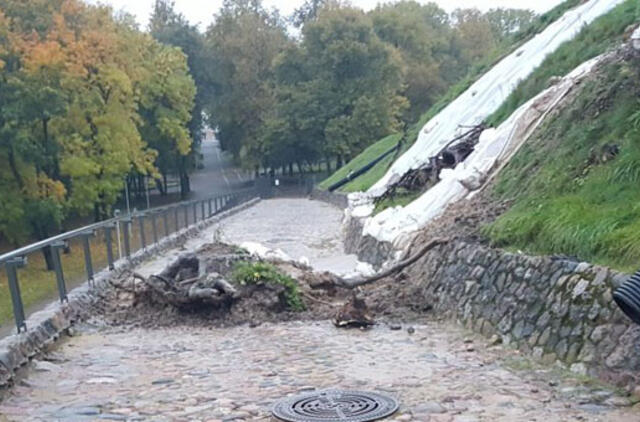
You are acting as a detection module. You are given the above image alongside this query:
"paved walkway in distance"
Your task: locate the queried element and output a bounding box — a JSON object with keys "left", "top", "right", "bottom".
{"left": 0, "top": 199, "right": 638, "bottom": 421}
{"left": 219, "top": 198, "right": 359, "bottom": 275}
{"left": 189, "top": 135, "right": 250, "bottom": 200}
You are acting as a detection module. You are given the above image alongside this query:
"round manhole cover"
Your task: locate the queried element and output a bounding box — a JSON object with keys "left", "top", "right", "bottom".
{"left": 272, "top": 389, "right": 399, "bottom": 422}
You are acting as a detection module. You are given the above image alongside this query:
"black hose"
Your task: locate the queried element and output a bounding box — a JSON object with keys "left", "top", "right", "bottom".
{"left": 327, "top": 142, "right": 401, "bottom": 192}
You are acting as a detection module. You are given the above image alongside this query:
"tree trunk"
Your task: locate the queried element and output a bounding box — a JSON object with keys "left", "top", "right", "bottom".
{"left": 41, "top": 245, "right": 55, "bottom": 271}
{"left": 156, "top": 178, "right": 166, "bottom": 196}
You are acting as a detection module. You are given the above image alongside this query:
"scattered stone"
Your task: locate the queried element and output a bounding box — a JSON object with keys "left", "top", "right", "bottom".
{"left": 414, "top": 402, "right": 447, "bottom": 414}
{"left": 33, "top": 360, "right": 61, "bottom": 372}
{"left": 488, "top": 335, "right": 502, "bottom": 346}
{"left": 87, "top": 377, "right": 117, "bottom": 384}
{"left": 407, "top": 326, "right": 415, "bottom": 334}
{"left": 151, "top": 378, "right": 175, "bottom": 385}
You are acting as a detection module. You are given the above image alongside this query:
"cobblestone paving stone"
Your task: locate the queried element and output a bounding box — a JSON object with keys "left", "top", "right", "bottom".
{"left": 1, "top": 320, "right": 637, "bottom": 421}
{"left": 219, "top": 199, "right": 359, "bottom": 274}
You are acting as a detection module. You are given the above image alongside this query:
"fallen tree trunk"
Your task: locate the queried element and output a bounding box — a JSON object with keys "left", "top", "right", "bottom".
{"left": 335, "top": 237, "right": 449, "bottom": 288}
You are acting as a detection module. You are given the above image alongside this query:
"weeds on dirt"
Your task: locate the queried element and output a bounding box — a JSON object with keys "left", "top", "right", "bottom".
{"left": 231, "top": 261, "right": 306, "bottom": 311}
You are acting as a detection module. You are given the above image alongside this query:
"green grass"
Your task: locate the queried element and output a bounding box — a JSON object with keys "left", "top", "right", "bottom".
{"left": 231, "top": 261, "right": 305, "bottom": 311}
{"left": 373, "top": 191, "right": 422, "bottom": 215}
{"left": 0, "top": 233, "right": 110, "bottom": 329}
{"left": 484, "top": 57, "right": 640, "bottom": 272}
{"left": 487, "top": 0, "right": 638, "bottom": 127}
{"left": 0, "top": 211, "right": 183, "bottom": 329}
{"left": 318, "top": 0, "right": 590, "bottom": 194}
{"left": 318, "top": 133, "right": 402, "bottom": 192}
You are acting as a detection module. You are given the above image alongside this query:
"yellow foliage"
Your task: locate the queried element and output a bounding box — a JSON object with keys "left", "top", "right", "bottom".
{"left": 34, "top": 174, "right": 66, "bottom": 202}
{"left": 23, "top": 40, "right": 66, "bottom": 71}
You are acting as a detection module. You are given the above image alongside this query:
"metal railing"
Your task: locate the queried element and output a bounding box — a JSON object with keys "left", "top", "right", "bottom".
{"left": 0, "top": 186, "right": 260, "bottom": 334}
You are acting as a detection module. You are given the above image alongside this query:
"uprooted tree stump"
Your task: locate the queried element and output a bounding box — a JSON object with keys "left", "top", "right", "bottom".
{"left": 145, "top": 253, "right": 241, "bottom": 309}
{"left": 114, "top": 251, "right": 302, "bottom": 320}
{"left": 104, "top": 237, "right": 449, "bottom": 328}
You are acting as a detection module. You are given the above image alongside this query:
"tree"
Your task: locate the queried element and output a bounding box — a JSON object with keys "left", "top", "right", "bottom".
{"left": 0, "top": 0, "right": 195, "bottom": 262}
{"left": 485, "top": 8, "right": 535, "bottom": 42}
{"left": 268, "top": 5, "right": 407, "bottom": 169}
{"left": 450, "top": 9, "right": 497, "bottom": 71}
{"left": 370, "top": 1, "right": 451, "bottom": 121}
{"left": 149, "top": 0, "right": 205, "bottom": 197}
{"left": 204, "top": 0, "right": 289, "bottom": 169}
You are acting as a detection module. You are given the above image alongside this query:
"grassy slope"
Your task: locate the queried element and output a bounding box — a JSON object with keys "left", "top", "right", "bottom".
{"left": 487, "top": 0, "right": 637, "bottom": 126}
{"left": 485, "top": 55, "right": 640, "bottom": 272}
{"left": 318, "top": 0, "right": 587, "bottom": 194}
{"left": 317, "top": 133, "right": 402, "bottom": 192}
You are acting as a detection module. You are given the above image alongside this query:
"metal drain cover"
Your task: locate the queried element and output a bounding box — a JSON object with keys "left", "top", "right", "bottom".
{"left": 272, "top": 389, "right": 399, "bottom": 422}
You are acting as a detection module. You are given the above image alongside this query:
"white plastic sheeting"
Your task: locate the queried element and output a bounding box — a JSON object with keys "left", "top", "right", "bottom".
{"left": 368, "top": 0, "right": 624, "bottom": 196}
{"left": 633, "top": 26, "right": 640, "bottom": 50}
{"left": 362, "top": 55, "right": 605, "bottom": 244}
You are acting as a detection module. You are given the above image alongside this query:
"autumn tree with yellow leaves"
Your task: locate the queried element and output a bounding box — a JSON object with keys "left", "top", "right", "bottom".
{"left": 0, "top": 0, "right": 195, "bottom": 263}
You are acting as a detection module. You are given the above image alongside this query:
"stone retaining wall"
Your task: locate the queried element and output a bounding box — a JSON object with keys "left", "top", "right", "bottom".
{"left": 0, "top": 198, "right": 260, "bottom": 388}
{"left": 309, "top": 188, "right": 349, "bottom": 210}
{"left": 406, "top": 239, "right": 640, "bottom": 388}
{"left": 343, "top": 213, "right": 394, "bottom": 268}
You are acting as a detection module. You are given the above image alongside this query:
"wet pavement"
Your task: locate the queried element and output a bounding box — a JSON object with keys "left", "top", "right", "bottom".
{"left": 219, "top": 199, "right": 359, "bottom": 275}
{"left": 189, "top": 135, "right": 250, "bottom": 200}
{"left": 1, "top": 199, "right": 638, "bottom": 421}
{"left": 1, "top": 320, "right": 638, "bottom": 421}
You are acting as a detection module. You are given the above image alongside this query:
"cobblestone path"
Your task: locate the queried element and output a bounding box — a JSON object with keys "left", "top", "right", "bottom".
{"left": 219, "top": 199, "right": 359, "bottom": 274}
{"left": 1, "top": 321, "right": 637, "bottom": 421}
{"left": 0, "top": 199, "right": 638, "bottom": 421}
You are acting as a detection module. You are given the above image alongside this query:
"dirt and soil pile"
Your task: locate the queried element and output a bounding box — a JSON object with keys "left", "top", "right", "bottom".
{"left": 88, "top": 241, "right": 435, "bottom": 330}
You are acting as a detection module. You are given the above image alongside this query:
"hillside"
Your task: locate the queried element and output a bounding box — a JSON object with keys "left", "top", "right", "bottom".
{"left": 485, "top": 48, "right": 640, "bottom": 271}
{"left": 320, "top": 0, "right": 632, "bottom": 197}
{"left": 322, "top": 0, "right": 640, "bottom": 274}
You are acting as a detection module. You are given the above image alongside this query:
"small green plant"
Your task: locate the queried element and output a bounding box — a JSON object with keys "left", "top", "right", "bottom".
{"left": 231, "top": 261, "right": 305, "bottom": 311}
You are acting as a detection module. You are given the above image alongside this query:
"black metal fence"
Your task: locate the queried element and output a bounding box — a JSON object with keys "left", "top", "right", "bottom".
{"left": 0, "top": 186, "right": 260, "bottom": 334}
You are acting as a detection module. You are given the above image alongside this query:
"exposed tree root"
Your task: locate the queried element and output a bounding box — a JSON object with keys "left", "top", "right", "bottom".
{"left": 335, "top": 237, "right": 449, "bottom": 288}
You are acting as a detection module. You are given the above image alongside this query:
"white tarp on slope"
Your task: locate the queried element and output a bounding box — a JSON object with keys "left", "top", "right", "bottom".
{"left": 368, "top": 0, "right": 624, "bottom": 196}
{"left": 363, "top": 55, "right": 605, "bottom": 244}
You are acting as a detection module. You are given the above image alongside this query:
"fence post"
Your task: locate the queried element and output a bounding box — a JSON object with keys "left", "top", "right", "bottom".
{"left": 208, "top": 199, "right": 212, "bottom": 217}
{"left": 163, "top": 209, "right": 169, "bottom": 237}
{"left": 151, "top": 212, "right": 158, "bottom": 244}
{"left": 184, "top": 204, "right": 189, "bottom": 228}
{"left": 175, "top": 206, "right": 180, "bottom": 232}
{"left": 201, "top": 201, "right": 206, "bottom": 221}
{"left": 138, "top": 214, "right": 146, "bottom": 250}
{"left": 123, "top": 218, "right": 131, "bottom": 259}
{"left": 192, "top": 201, "right": 197, "bottom": 223}
{"left": 80, "top": 231, "right": 95, "bottom": 284}
{"left": 5, "top": 257, "right": 27, "bottom": 333}
{"left": 104, "top": 225, "right": 115, "bottom": 270}
{"left": 51, "top": 241, "right": 68, "bottom": 303}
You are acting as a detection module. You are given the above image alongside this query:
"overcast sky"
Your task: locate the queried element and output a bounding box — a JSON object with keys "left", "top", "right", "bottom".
{"left": 89, "top": 0, "right": 564, "bottom": 30}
